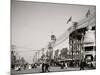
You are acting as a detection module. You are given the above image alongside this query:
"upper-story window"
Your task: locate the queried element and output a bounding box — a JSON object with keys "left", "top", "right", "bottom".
{"left": 85, "top": 46, "right": 94, "bottom": 51}
{"left": 92, "top": 26, "right": 95, "bottom": 30}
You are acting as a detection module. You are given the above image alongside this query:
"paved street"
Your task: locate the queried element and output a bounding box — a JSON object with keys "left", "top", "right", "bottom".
{"left": 11, "top": 66, "right": 91, "bottom": 75}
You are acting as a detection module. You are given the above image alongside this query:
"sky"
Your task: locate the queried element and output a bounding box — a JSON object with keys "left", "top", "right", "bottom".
{"left": 11, "top": 0, "right": 95, "bottom": 63}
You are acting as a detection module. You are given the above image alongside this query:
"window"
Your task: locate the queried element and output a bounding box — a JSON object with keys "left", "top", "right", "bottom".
{"left": 85, "top": 46, "right": 93, "bottom": 51}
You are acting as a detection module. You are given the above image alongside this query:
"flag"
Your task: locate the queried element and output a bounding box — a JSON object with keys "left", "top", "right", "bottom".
{"left": 85, "top": 9, "right": 90, "bottom": 18}
{"left": 67, "top": 16, "right": 72, "bottom": 24}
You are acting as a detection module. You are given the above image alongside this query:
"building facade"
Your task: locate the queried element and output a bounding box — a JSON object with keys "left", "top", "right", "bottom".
{"left": 69, "top": 11, "right": 96, "bottom": 67}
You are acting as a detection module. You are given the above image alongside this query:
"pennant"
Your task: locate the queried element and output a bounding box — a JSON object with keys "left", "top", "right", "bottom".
{"left": 67, "top": 16, "right": 72, "bottom": 24}
{"left": 86, "top": 9, "right": 90, "bottom": 18}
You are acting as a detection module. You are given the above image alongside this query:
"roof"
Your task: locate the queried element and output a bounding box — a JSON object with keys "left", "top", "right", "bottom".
{"left": 68, "top": 12, "right": 96, "bottom": 35}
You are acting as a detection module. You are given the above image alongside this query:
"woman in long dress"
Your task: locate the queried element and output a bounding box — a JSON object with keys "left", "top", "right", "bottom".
{"left": 65, "top": 63, "right": 68, "bottom": 69}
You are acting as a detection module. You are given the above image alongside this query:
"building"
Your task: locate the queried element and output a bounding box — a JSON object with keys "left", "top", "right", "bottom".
{"left": 68, "top": 11, "right": 96, "bottom": 67}
{"left": 83, "top": 26, "right": 96, "bottom": 67}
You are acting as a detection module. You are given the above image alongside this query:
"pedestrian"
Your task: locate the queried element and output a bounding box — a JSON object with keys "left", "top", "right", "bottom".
{"left": 63, "top": 62, "right": 65, "bottom": 68}
{"left": 65, "top": 62, "right": 68, "bottom": 69}
{"left": 45, "top": 62, "right": 50, "bottom": 72}
{"left": 80, "top": 60, "right": 84, "bottom": 70}
{"left": 42, "top": 63, "right": 45, "bottom": 72}
{"left": 16, "top": 65, "right": 21, "bottom": 71}
{"left": 29, "top": 64, "right": 31, "bottom": 69}
{"left": 24, "top": 64, "right": 26, "bottom": 70}
{"left": 61, "top": 62, "right": 64, "bottom": 69}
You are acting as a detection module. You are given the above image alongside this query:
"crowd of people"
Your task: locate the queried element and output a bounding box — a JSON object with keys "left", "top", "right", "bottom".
{"left": 12, "top": 60, "right": 68, "bottom": 72}
{"left": 12, "top": 58, "right": 95, "bottom": 73}
{"left": 41, "top": 60, "right": 68, "bottom": 72}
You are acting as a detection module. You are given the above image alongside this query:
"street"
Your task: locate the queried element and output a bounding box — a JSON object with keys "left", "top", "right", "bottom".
{"left": 11, "top": 66, "right": 91, "bottom": 74}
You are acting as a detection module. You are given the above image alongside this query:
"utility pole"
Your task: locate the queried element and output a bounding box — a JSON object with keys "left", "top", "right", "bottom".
{"left": 35, "top": 52, "right": 37, "bottom": 63}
